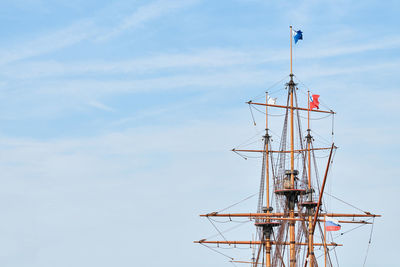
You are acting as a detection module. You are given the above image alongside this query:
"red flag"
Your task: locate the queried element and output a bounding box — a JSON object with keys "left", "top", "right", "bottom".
{"left": 310, "top": 94, "right": 320, "bottom": 110}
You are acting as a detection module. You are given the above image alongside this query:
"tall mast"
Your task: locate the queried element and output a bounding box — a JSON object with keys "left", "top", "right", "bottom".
{"left": 324, "top": 216, "right": 327, "bottom": 267}
{"left": 265, "top": 92, "right": 271, "bottom": 267}
{"left": 288, "top": 75, "right": 296, "bottom": 267}
{"left": 306, "top": 91, "right": 315, "bottom": 266}
{"left": 307, "top": 91, "right": 311, "bottom": 187}
{"left": 266, "top": 92, "right": 270, "bottom": 210}
{"left": 289, "top": 25, "right": 296, "bottom": 267}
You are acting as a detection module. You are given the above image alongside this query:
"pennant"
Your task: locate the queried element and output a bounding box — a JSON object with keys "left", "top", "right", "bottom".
{"left": 310, "top": 94, "right": 320, "bottom": 110}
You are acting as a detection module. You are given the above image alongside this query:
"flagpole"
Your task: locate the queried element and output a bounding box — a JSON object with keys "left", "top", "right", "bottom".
{"left": 290, "top": 26, "right": 293, "bottom": 74}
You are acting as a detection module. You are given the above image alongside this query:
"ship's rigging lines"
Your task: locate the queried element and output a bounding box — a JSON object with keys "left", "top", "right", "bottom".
{"left": 195, "top": 72, "right": 380, "bottom": 266}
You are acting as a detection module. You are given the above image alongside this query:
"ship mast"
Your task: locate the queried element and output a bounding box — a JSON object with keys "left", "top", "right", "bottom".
{"left": 306, "top": 90, "right": 315, "bottom": 266}
{"left": 289, "top": 25, "right": 296, "bottom": 267}
{"left": 265, "top": 92, "right": 272, "bottom": 267}
{"left": 195, "top": 26, "right": 381, "bottom": 267}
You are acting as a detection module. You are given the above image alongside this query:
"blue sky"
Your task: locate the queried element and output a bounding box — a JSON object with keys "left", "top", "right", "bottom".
{"left": 0, "top": 0, "right": 398, "bottom": 266}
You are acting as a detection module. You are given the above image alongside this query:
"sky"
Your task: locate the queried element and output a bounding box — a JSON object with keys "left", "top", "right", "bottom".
{"left": 0, "top": 0, "right": 398, "bottom": 266}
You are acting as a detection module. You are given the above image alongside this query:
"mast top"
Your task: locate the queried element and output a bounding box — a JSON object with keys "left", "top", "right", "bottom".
{"left": 286, "top": 74, "right": 296, "bottom": 88}
{"left": 290, "top": 26, "right": 293, "bottom": 75}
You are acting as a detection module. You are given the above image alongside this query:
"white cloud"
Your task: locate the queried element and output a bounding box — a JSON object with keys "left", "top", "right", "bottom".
{"left": 0, "top": 20, "right": 96, "bottom": 66}
{"left": 2, "top": 35, "right": 399, "bottom": 80}
{"left": 97, "top": 0, "right": 200, "bottom": 41}
{"left": 87, "top": 100, "right": 115, "bottom": 112}
{"left": 0, "top": 0, "right": 200, "bottom": 66}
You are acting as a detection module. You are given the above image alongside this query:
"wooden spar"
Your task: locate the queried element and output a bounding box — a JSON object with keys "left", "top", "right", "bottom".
{"left": 307, "top": 91, "right": 310, "bottom": 131}
{"left": 323, "top": 213, "right": 381, "bottom": 217}
{"left": 254, "top": 242, "right": 262, "bottom": 267}
{"left": 265, "top": 92, "right": 270, "bottom": 210}
{"left": 266, "top": 238, "right": 271, "bottom": 267}
{"left": 307, "top": 91, "right": 311, "bottom": 187}
{"left": 311, "top": 143, "right": 335, "bottom": 234}
{"left": 200, "top": 212, "right": 381, "bottom": 218}
{"left": 204, "top": 216, "right": 371, "bottom": 224}
{"left": 289, "top": 76, "right": 296, "bottom": 267}
{"left": 306, "top": 90, "right": 314, "bottom": 267}
{"left": 290, "top": 26, "right": 293, "bottom": 75}
{"left": 194, "top": 240, "right": 342, "bottom": 246}
{"left": 265, "top": 92, "right": 271, "bottom": 267}
{"left": 231, "top": 260, "right": 266, "bottom": 266}
{"left": 247, "top": 102, "right": 335, "bottom": 114}
{"left": 232, "top": 147, "right": 332, "bottom": 153}
{"left": 324, "top": 216, "right": 327, "bottom": 267}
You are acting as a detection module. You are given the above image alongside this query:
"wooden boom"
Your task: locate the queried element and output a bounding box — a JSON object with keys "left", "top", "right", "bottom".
{"left": 194, "top": 240, "right": 342, "bottom": 246}
{"left": 232, "top": 147, "right": 334, "bottom": 153}
{"left": 247, "top": 101, "right": 335, "bottom": 114}
{"left": 200, "top": 212, "right": 381, "bottom": 218}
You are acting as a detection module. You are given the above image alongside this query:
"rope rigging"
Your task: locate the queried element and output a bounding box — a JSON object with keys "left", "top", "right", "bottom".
{"left": 205, "top": 220, "right": 252, "bottom": 240}
{"left": 233, "top": 150, "right": 249, "bottom": 160}
{"left": 197, "top": 71, "right": 377, "bottom": 267}
{"left": 333, "top": 218, "right": 373, "bottom": 238}
{"left": 251, "top": 104, "right": 286, "bottom": 117}
{"left": 362, "top": 217, "right": 375, "bottom": 267}
{"left": 299, "top": 113, "right": 332, "bottom": 120}
{"left": 209, "top": 217, "right": 252, "bottom": 224}
{"left": 200, "top": 243, "right": 234, "bottom": 260}
{"left": 249, "top": 103, "right": 257, "bottom": 126}
{"left": 249, "top": 75, "right": 289, "bottom": 102}
{"left": 218, "top": 193, "right": 258, "bottom": 213}
{"left": 234, "top": 130, "right": 264, "bottom": 149}
{"left": 293, "top": 75, "right": 334, "bottom": 112}
{"left": 208, "top": 217, "right": 228, "bottom": 242}
{"left": 324, "top": 192, "right": 368, "bottom": 214}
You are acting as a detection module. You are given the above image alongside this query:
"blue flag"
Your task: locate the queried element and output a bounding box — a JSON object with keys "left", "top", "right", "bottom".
{"left": 293, "top": 30, "right": 303, "bottom": 44}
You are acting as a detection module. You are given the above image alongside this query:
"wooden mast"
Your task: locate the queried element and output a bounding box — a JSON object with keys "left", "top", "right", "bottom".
{"left": 307, "top": 91, "right": 311, "bottom": 187}
{"left": 307, "top": 90, "right": 315, "bottom": 266}
{"left": 265, "top": 93, "right": 271, "bottom": 267}
{"left": 289, "top": 25, "right": 296, "bottom": 267}
{"left": 266, "top": 92, "right": 270, "bottom": 210}
{"left": 324, "top": 216, "right": 327, "bottom": 267}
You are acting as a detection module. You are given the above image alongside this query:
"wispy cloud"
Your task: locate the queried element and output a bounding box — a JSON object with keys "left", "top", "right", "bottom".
{"left": 2, "top": 35, "right": 400, "bottom": 80}
{"left": 87, "top": 100, "right": 115, "bottom": 112}
{"left": 298, "top": 61, "right": 400, "bottom": 79}
{"left": 32, "top": 69, "right": 274, "bottom": 96}
{"left": 0, "top": 0, "right": 200, "bottom": 66}
{"left": 0, "top": 49, "right": 251, "bottom": 79}
{"left": 0, "top": 20, "right": 96, "bottom": 66}
{"left": 97, "top": 0, "right": 200, "bottom": 41}
{"left": 299, "top": 36, "right": 400, "bottom": 60}
{"left": 4, "top": 60, "right": 394, "bottom": 103}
